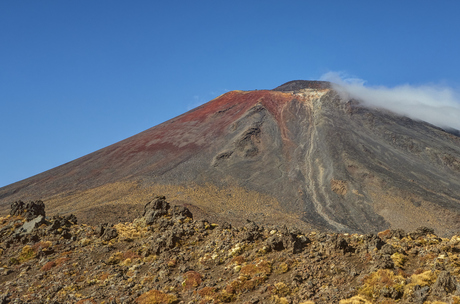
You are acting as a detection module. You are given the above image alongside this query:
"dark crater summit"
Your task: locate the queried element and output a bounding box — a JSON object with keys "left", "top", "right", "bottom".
{"left": 273, "top": 80, "right": 331, "bottom": 91}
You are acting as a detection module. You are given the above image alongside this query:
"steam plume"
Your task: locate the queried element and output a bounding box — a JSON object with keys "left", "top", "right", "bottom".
{"left": 321, "top": 72, "right": 460, "bottom": 131}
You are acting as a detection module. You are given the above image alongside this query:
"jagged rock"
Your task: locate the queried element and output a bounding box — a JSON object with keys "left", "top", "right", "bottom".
{"left": 101, "top": 227, "right": 118, "bottom": 241}
{"left": 143, "top": 196, "right": 169, "bottom": 215}
{"left": 432, "top": 271, "right": 457, "bottom": 296}
{"left": 143, "top": 196, "right": 170, "bottom": 225}
{"left": 380, "top": 244, "right": 396, "bottom": 255}
{"left": 365, "top": 234, "right": 385, "bottom": 250}
{"left": 10, "top": 201, "right": 25, "bottom": 216}
{"left": 240, "top": 220, "right": 262, "bottom": 242}
{"left": 96, "top": 223, "right": 108, "bottom": 237}
{"left": 380, "top": 285, "right": 403, "bottom": 299}
{"left": 10, "top": 200, "right": 46, "bottom": 221}
{"left": 172, "top": 205, "right": 193, "bottom": 220}
{"left": 390, "top": 229, "right": 406, "bottom": 239}
{"left": 409, "top": 227, "right": 436, "bottom": 239}
{"left": 48, "top": 220, "right": 61, "bottom": 232}
{"left": 24, "top": 201, "right": 46, "bottom": 221}
{"left": 265, "top": 226, "right": 309, "bottom": 253}
{"left": 375, "top": 254, "right": 395, "bottom": 269}
{"left": 66, "top": 214, "right": 78, "bottom": 225}
{"left": 48, "top": 214, "right": 77, "bottom": 232}
{"left": 335, "top": 236, "right": 349, "bottom": 253}
{"left": 413, "top": 285, "right": 430, "bottom": 303}
{"left": 266, "top": 235, "right": 284, "bottom": 251}
{"left": 56, "top": 215, "right": 76, "bottom": 227}
{"left": 292, "top": 234, "right": 310, "bottom": 254}
{"left": 2, "top": 196, "right": 460, "bottom": 304}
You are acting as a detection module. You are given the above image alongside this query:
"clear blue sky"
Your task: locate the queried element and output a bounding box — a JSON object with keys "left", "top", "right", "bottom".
{"left": 1, "top": 1, "right": 460, "bottom": 187}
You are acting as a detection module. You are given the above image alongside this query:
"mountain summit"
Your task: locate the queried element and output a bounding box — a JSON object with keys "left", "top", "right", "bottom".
{"left": 1, "top": 81, "right": 460, "bottom": 235}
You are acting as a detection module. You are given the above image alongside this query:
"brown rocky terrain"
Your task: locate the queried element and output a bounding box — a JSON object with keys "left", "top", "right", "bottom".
{"left": 2, "top": 199, "right": 460, "bottom": 303}
{"left": 1, "top": 80, "right": 460, "bottom": 236}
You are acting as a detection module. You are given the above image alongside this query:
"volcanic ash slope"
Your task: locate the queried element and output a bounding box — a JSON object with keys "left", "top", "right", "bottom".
{"left": 1, "top": 81, "right": 460, "bottom": 235}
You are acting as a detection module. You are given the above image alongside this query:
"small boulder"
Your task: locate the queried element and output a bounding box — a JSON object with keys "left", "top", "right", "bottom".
{"left": 172, "top": 205, "right": 193, "bottom": 221}
{"left": 48, "top": 220, "right": 61, "bottom": 232}
{"left": 365, "top": 234, "right": 385, "bottom": 250}
{"left": 266, "top": 235, "right": 284, "bottom": 251}
{"left": 390, "top": 229, "right": 406, "bottom": 239}
{"left": 144, "top": 196, "right": 170, "bottom": 225}
{"left": 335, "top": 237, "right": 349, "bottom": 253}
{"left": 240, "top": 220, "right": 262, "bottom": 242}
{"left": 265, "top": 226, "right": 310, "bottom": 253}
{"left": 413, "top": 285, "right": 430, "bottom": 303}
{"left": 380, "top": 244, "right": 396, "bottom": 255}
{"left": 375, "top": 254, "right": 395, "bottom": 269}
{"left": 432, "top": 271, "right": 457, "bottom": 296}
{"left": 409, "top": 227, "right": 435, "bottom": 239}
{"left": 17, "top": 215, "right": 46, "bottom": 235}
{"left": 10, "top": 201, "right": 25, "bottom": 216}
{"left": 65, "top": 214, "right": 78, "bottom": 225}
{"left": 24, "top": 200, "right": 46, "bottom": 221}
{"left": 10, "top": 200, "right": 46, "bottom": 220}
{"left": 96, "top": 223, "right": 108, "bottom": 237}
{"left": 101, "top": 227, "right": 118, "bottom": 241}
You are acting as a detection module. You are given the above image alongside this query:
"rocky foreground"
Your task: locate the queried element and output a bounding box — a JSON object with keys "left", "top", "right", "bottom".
{"left": 1, "top": 199, "right": 460, "bottom": 304}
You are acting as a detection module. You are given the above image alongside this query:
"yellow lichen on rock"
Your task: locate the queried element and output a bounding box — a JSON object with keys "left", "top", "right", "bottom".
{"left": 339, "top": 295, "right": 372, "bottom": 304}
{"left": 135, "top": 289, "right": 178, "bottom": 304}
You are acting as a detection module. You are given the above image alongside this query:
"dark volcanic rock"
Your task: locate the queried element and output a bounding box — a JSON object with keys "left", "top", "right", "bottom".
{"left": 96, "top": 223, "right": 108, "bottom": 237}
{"left": 413, "top": 285, "right": 430, "bottom": 303}
{"left": 143, "top": 196, "right": 192, "bottom": 227}
{"left": 101, "top": 227, "right": 118, "bottom": 241}
{"left": 25, "top": 200, "right": 46, "bottom": 221}
{"left": 240, "top": 220, "right": 262, "bottom": 242}
{"left": 144, "top": 196, "right": 170, "bottom": 225}
{"left": 10, "top": 200, "right": 45, "bottom": 221}
{"left": 1, "top": 199, "right": 460, "bottom": 304}
{"left": 172, "top": 205, "right": 193, "bottom": 221}
{"left": 273, "top": 80, "right": 331, "bottom": 91}
{"left": 375, "top": 254, "right": 395, "bottom": 269}
{"left": 10, "top": 201, "right": 25, "bottom": 216}
{"left": 266, "top": 235, "right": 284, "bottom": 251}
{"left": 265, "top": 225, "right": 310, "bottom": 254}
{"left": 409, "top": 227, "right": 436, "bottom": 239}
{"left": 380, "top": 244, "right": 396, "bottom": 255}
{"left": 432, "top": 271, "right": 457, "bottom": 296}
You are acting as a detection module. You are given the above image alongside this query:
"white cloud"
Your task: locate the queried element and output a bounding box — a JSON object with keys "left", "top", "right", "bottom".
{"left": 320, "top": 72, "right": 460, "bottom": 131}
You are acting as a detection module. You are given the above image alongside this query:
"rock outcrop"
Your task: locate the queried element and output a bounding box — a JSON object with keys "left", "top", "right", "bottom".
{"left": 2, "top": 199, "right": 460, "bottom": 303}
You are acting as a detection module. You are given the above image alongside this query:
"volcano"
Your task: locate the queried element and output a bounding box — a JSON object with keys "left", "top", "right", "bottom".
{"left": 1, "top": 80, "right": 460, "bottom": 235}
